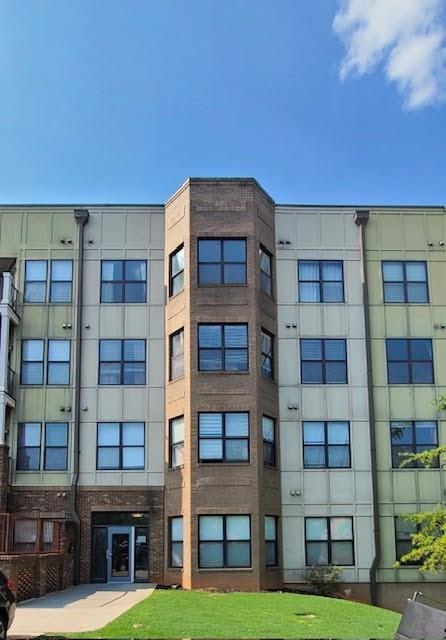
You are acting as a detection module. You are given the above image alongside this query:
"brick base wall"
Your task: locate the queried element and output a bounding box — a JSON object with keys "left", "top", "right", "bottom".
{"left": 0, "top": 444, "right": 9, "bottom": 512}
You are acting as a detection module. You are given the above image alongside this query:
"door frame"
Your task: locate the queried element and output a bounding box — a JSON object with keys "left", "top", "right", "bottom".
{"left": 107, "top": 526, "right": 135, "bottom": 583}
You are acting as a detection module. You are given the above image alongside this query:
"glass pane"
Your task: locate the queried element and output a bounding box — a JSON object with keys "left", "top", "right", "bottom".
{"left": 125, "top": 282, "right": 146, "bottom": 302}
{"left": 100, "top": 340, "right": 121, "bottom": 361}
{"left": 406, "top": 262, "right": 426, "bottom": 282}
{"left": 50, "top": 282, "right": 72, "bottom": 302}
{"left": 415, "top": 422, "right": 437, "bottom": 445}
{"left": 328, "top": 422, "right": 349, "bottom": 444}
{"left": 260, "top": 271, "right": 272, "bottom": 295}
{"left": 304, "top": 446, "right": 326, "bottom": 467}
{"left": 172, "top": 272, "right": 184, "bottom": 296}
{"left": 199, "top": 264, "right": 221, "bottom": 284}
{"left": 17, "top": 448, "right": 40, "bottom": 470}
{"left": 171, "top": 417, "right": 184, "bottom": 444}
{"left": 306, "top": 541, "right": 328, "bottom": 565}
{"left": 407, "top": 283, "right": 428, "bottom": 303}
{"left": 45, "top": 447, "right": 67, "bottom": 470}
{"left": 199, "top": 240, "right": 221, "bottom": 262}
{"left": 172, "top": 444, "right": 184, "bottom": 467}
{"left": 47, "top": 363, "right": 69, "bottom": 385}
{"left": 411, "top": 339, "right": 432, "bottom": 361}
{"left": 199, "top": 349, "right": 223, "bottom": 371}
{"left": 200, "top": 516, "right": 223, "bottom": 541}
{"left": 227, "top": 541, "right": 250, "bottom": 567}
{"left": 199, "top": 439, "right": 223, "bottom": 460}
{"left": 225, "top": 413, "right": 248, "bottom": 437}
{"left": 51, "top": 260, "right": 72, "bottom": 281}
{"left": 98, "top": 423, "right": 120, "bottom": 446}
{"left": 299, "top": 282, "right": 319, "bottom": 302}
{"left": 396, "top": 517, "right": 417, "bottom": 537}
{"left": 383, "top": 262, "right": 403, "bottom": 281}
{"left": 390, "top": 423, "right": 413, "bottom": 444}
{"left": 171, "top": 248, "right": 184, "bottom": 276}
{"left": 260, "top": 250, "right": 271, "bottom": 275}
{"left": 331, "top": 541, "right": 354, "bottom": 565}
{"left": 99, "top": 362, "right": 121, "bottom": 384}
{"left": 225, "top": 349, "right": 248, "bottom": 371}
{"left": 299, "top": 261, "right": 319, "bottom": 281}
{"left": 325, "top": 340, "right": 346, "bottom": 360}
{"left": 262, "top": 416, "right": 274, "bottom": 442}
{"left": 171, "top": 331, "right": 184, "bottom": 356}
{"left": 45, "top": 423, "right": 68, "bottom": 446}
{"left": 224, "top": 325, "right": 248, "bottom": 348}
{"left": 171, "top": 542, "right": 183, "bottom": 567}
{"left": 101, "top": 282, "right": 123, "bottom": 302}
{"left": 21, "top": 362, "right": 44, "bottom": 384}
{"left": 124, "top": 340, "right": 145, "bottom": 361}
{"left": 265, "top": 516, "right": 276, "bottom": 541}
{"left": 384, "top": 282, "right": 405, "bottom": 302}
{"left": 125, "top": 260, "right": 146, "bottom": 281}
{"left": 23, "top": 340, "right": 44, "bottom": 361}
{"left": 19, "top": 423, "right": 41, "bottom": 446}
{"left": 199, "top": 414, "right": 223, "bottom": 437}
{"left": 97, "top": 447, "right": 120, "bottom": 469}
{"left": 48, "top": 340, "right": 70, "bottom": 361}
{"left": 111, "top": 533, "right": 129, "bottom": 577}
{"left": 123, "top": 362, "right": 146, "bottom": 384}
{"left": 200, "top": 542, "right": 223, "bottom": 567}
{"left": 122, "top": 447, "right": 144, "bottom": 469}
{"left": 226, "top": 515, "right": 250, "bottom": 540}
{"left": 387, "top": 340, "right": 408, "bottom": 361}
{"left": 102, "top": 261, "right": 122, "bottom": 281}
{"left": 412, "top": 362, "right": 433, "bottom": 384}
{"left": 388, "top": 362, "right": 410, "bottom": 383}
{"left": 261, "top": 332, "right": 272, "bottom": 355}
{"left": 224, "top": 264, "right": 246, "bottom": 283}
{"left": 306, "top": 518, "right": 328, "bottom": 540}
{"left": 322, "top": 261, "right": 342, "bottom": 281}
{"left": 325, "top": 362, "right": 347, "bottom": 383}
{"left": 135, "top": 526, "right": 149, "bottom": 580}
{"left": 301, "top": 340, "right": 322, "bottom": 360}
{"left": 322, "top": 282, "right": 343, "bottom": 302}
{"left": 331, "top": 517, "right": 352, "bottom": 540}
{"left": 199, "top": 325, "right": 222, "bottom": 348}
{"left": 303, "top": 422, "right": 325, "bottom": 444}
{"left": 223, "top": 240, "right": 246, "bottom": 262}
{"left": 122, "top": 423, "right": 144, "bottom": 445}
{"left": 301, "top": 362, "right": 323, "bottom": 383}
{"left": 266, "top": 540, "right": 277, "bottom": 566}
{"left": 26, "top": 260, "right": 47, "bottom": 281}
{"left": 24, "top": 282, "right": 46, "bottom": 302}
{"left": 171, "top": 517, "right": 183, "bottom": 542}
{"left": 225, "top": 439, "right": 248, "bottom": 461}
{"left": 392, "top": 446, "right": 414, "bottom": 468}
{"left": 328, "top": 446, "right": 350, "bottom": 467}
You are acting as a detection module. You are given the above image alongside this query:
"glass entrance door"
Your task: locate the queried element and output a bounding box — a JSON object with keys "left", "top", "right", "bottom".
{"left": 107, "top": 526, "right": 133, "bottom": 582}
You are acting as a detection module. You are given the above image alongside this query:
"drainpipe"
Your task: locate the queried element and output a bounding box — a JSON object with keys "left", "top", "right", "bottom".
{"left": 354, "top": 210, "right": 380, "bottom": 606}
{"left": 71, "top": 208, "right": 89, "bottom": 584}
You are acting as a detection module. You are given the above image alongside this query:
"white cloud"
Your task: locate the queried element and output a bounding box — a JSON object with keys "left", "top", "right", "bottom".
{"left": 333, "top": 0, "right": 446, "bottom": 109}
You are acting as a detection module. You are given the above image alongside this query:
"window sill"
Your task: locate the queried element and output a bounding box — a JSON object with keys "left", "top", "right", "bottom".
{"left": 168, "top": 465, "right": 184, "bottom": 471}
{"left": 198, "top": 371, "right": 250, "bottom": 375}
{"left": 198, "top": 567, "right": 253, "bottom": 572}
{"left": 168, "top": 290, "right": 184, "bottom": 301}
{"left": 198, "top": 462, "right": 251, "bottom": 467}
{"left": 169, "top": 375, "right": 185, "bottom": 383}
{"left": 197, "top": 284, "right": 248, "bottom": 288}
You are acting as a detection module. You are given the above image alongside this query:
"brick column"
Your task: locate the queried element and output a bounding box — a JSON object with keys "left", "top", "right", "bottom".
{"left": 0, "top": 443, "right": 10, "bottom": 512}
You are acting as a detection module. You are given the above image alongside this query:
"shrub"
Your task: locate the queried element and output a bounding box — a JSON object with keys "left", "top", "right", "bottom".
{"left": 297, "top": 565, "right": 343, "bottom": 596}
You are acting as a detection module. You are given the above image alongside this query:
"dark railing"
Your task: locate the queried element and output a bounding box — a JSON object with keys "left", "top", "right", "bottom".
{"left": 6, "top": 367, "right": 16, "bottom": 399}
{"left": 0, "top": 513, "right": 62, "bottom": 555}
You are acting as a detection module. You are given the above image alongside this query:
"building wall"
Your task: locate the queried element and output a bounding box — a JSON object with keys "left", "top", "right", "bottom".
{"left": 275, "top": 206, "right": 374, "bottom": 588}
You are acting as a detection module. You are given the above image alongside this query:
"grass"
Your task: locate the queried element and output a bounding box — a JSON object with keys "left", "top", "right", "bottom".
{"left": 70, "top": 588, "right": 401, "bottom": 639}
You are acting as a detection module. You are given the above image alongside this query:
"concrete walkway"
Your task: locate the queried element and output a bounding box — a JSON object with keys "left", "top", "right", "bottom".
{"left": 9, "top": 583, "right": 156, "bottom": 637}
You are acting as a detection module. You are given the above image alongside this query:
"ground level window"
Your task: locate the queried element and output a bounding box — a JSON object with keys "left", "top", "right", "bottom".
{"left": 199, "top": 515, "right": 251, "bottom": 568}
{"left": 169, "top": 517, "right": 183, "bottom": 568}
{"left": 305, "top": 517, "right": 354, "bottom": 566}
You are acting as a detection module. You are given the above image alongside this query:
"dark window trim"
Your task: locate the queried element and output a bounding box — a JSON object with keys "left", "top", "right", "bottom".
{"left": 98, "top": 339, "right": 147, "bottom": 386}
{"left": 198, "top": 411, "right": 250, "bottom": 463}
{"left": 168, "top": 516, "right": 184, "bottom": 568}
{"left": 298, "top": 260, "right": 345, "bottom": 303}
{"left": 390, "top": 420, "right": 439, "bottom": 469}
{"left": 169, "top": 245, "right": 185, "bottom": 298}
{"left": 394, "top": 516, "right": 421, "bottom": 565}
{"left": 16, "top": 422, "right": 42, "bottom": 471}
{"left": 303, "top": 421, "right": 351, "bottom": 469}
{"left": 300, "top": 338, "right": 348, "bottom": 384}
{"left": 24, "top": 259, "right": 74, "bottom": 304}
{"left": 386, "top": 338, "right": 434, "bottom": 385}
{"left": 169, "top": 328, "right": 184, "bottom": 381}
{"left": 198, "top": 238, "right": 247, "bottom": 286}
{"left": 43, "top": 422, "right": 69, "bottom": 471}
{"left": 96, "top": 421, "right": 145, "bottom": 471}
{"left": 46, "top": 339, "right": 71, "bottom": 386}
{"left": 261, "top": 328, "right": 274, "bottom": 381}
{"left": 17, "top": 422, "right": 69, "bottom": 471}
{"left": 198, "top": 514, "right": 252, "bottom": 569}
{"left": 49, "top": 259, "right": 73, "bottom": 304}
{"left": 169, "top": 415, "right": 184, "bottom": 469}
{"left": 265, "top": 515, "right": 279, "bottom": 567}
{"left": 198, "top": 323, "right": 249, "bottom": 372}
{"left": 382, "top": 260, "right": 429, "bottom": 304}
{"left": 20, "top": 339, "right": 45, "bottom": 385}
{"left": 262, "top": 415, "right": 276, "bottom": 467}
{"left": 100, "top": 259, "right": 147, "bottom": 304}
{"left": 304, "top": 516, "right": 355, "bottom": 566}
{"left": 259, "top": 244, "right": 273, "bottom": 297}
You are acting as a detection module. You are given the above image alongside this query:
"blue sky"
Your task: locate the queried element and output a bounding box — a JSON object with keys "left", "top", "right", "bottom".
{"left": 0, "top": 0, "right": 444, "bottom": 205}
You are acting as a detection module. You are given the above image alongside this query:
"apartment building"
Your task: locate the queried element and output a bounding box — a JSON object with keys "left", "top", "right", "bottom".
{"left": 0, "top": 178, "right": 444, "bottom": 609}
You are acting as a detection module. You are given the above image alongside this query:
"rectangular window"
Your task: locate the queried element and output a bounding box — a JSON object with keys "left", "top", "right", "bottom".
{"left": 198, "top": 324, "right": 248, "bottom": 372}
{"left": 17, "top": 422, "right": 68, "bottom": 471}
{"left": 262, "top": 416, "right": 276, "bottom": 466}
{"left": 50, "top": 260, "right": 73, "bottom": 303}
{"left": 47, "top": 340, "right": 70, "bottom": 385}
{"left": 99, "top": 339, "right": 146, "bottom": 385}
{"left": 198, "top": 238, "right": 247, "bottom": 285}
{"left": 169, "top": 245, "right": 184, "bottom": 297}
{"left": 24, "top": 260, "right": 47, "bottom": 302}
{"left": 199, "top": 515, "right": 251, "bottom": 568}
{"left": 395, "top": 517, "right": 420, "bottom": 564}
{"left": 261, "top": 330, "right": 274, "bottom": 380}
{"left": 265, "top": 516, "right": 278, "bottom": 567}
{"left": 303, "top": 421, "right": 351, "bottom": 469}
{"left": 383, "top": 261, "right": 428, "bottom": 303}
{"left": 21, "top": 340, "right": 44, "bottom": 385}
{"left": 24, "top": 260, "right": 73, "bottom": 303}
{"left": 386, "top": 339, "right": 434, "bottom": 384}
{"left": 100, "top": 260, "right": 147, "bottom": 303}
{"left": 260, "top": 246, "right": 272, "bottom": 296}
{"left": 169, "top": 517, "right": 183, "bottom": 568}
{"left": 170, "top": 416, "right": 184, "bottom": 468}
{"left": 305, "top": 517, "right": 354, "bottom": 566}
{"left": 300, "top": 339, "right": 347, "bottom": 384}
{"left": 199, "top": 412, "right": 249, "bottom": 463}
{"left": 96, "top": 422, "right": 145, "bottom": 470}
{"left": 390, "top": 421, "right": 438, "bottom": 468}
{"left": 298, "top": 260, "right": 344, "bottom": 303}
{"left": 170, "top": 329, "right": 184, "bottom": 380}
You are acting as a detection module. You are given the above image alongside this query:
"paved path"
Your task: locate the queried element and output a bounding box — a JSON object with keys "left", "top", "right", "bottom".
{"left": 9, "top": 583, "right": 155, "bottom": 637}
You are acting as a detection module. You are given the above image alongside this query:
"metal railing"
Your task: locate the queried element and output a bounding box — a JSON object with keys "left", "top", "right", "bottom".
{"left": 0, "top": 513, "right": 62, "bottom": 555}
{"left": 6, "top": 367, "right": 16, "bottom": 399}
{"left": 0, "top": 274, "right": 18, "bottom": 312}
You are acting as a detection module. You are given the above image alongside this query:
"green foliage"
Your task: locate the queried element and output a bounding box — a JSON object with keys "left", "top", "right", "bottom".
{"left": 297, "top": 565, "right": 343, "bottom": 596}
{"left": 432, "top": 395, "right": 446, "bottom": 412}
{"left": 399, "top": 444, "right": 446, "bottom": 469}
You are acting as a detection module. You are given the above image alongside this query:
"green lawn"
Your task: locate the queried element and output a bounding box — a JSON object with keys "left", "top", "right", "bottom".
{"left": 72, "top": 589, "right": 401, "bottom": 639}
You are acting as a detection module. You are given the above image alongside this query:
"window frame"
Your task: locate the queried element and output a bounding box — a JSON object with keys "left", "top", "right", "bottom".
{"left": 394, "top": 516, "right": 420, "bottom": 565}
{"left": 262, "top": 415, "right": 276, "bottom": 467}
{"left": 24, "top": 259, "right": 74, "bottom": 304}
{"left": 265, "top": 515, "right": 278, "bottom": 567}
{"left": 260, "top": 329, "right": 274, "bottom": 381}
{"left": 169, "top": 516, "right": 184, "bottom": 568}
{"left": 305, "top": 516, "right": 355, "bottom": 567}
{"left": 390, "top": 420, "right": 439, "bottom": 469}
{"left": 198, "top": 238, "right": 247, "bottom": 286}
{"left": 298, "top": 260, "right": 345, "bottom": 303}
{"left": 46, "top": 339, "right": 71, "bottom": 386}
{"left": 198, "top": 323, "right": 249, "bottom": 372}
{"left": 20, "top": 339, "right": 45, "bottom": 386}
{"left": 303, "top": 421, "right": 351, "bottom": 469}
{"left": 198, "top": 514, "right": 252, "bottom": 569}
{"left": 386, "top": 339, "right": 434, "bottom": 385}
{"left": 17, "top": 422, "right": 69, "bottom": 472}
{"left": 96, "top": 422, "right": 145, "bottom": 471}
{"left": 169, "top": 328, "right": 185, "bottom": 381}
{"left": 198, "top": 412, "right": 250, "bottom": 464}
{"left": 382, "top": 261, "right": 429, "bottom": 304}
{"left": 98, "top": 339, "right": 146, "bottom": 386}
{"left": 259, "top": 245, "right": 273, "bottom": 297}
{"left": 169, "top": 416, "right": 184, "bottom": 469}
{"left": 100, "top": 259, "right": 147, "bottom": 304}
{"left": 49, "top": 260, "right": 73, "bottom": 303}
{"left": 169, "top": 245, "right": 185, "bottom": 297}
{"left": 300, "top": 338, "right": 348, "bottom": 384}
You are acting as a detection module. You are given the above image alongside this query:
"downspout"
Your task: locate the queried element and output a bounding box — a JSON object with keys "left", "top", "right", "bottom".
{"left": 70, "top": 208, "right": 89, "bottom": 584}
{"left": 354, "top": 210, "right": 380, "bottom": 606}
